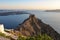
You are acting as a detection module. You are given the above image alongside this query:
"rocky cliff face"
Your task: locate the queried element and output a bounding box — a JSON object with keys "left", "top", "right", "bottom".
{"left": 15, "top": 14, "right": 60, "bottom": 40}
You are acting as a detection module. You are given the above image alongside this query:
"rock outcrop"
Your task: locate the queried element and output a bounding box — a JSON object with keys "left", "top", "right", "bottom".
{"left": 15, "top": 14, "right": 60, "bottom": 40}
{"left": 16, "top": 14, "right": 41, "bottom": 36}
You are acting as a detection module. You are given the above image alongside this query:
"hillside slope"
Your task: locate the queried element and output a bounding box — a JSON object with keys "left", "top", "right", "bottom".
{"left": 15, "top": 14, "right": 60, "bottom": 40}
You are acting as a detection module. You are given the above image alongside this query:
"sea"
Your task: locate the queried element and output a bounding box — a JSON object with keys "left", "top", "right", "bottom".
{"left": 0, "top": 10, "right": 60, "bottom": 33}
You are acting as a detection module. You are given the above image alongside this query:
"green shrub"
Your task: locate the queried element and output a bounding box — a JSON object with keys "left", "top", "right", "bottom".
{"left": 0, "top": 32, "right": 6, "bottom": 37}
{"left": 17, "top": 34, "right": 53, "bottom": 40}
{"left": 6, "top": 36, "right": 11, "bottom": 38}
{"left": 17, "top": 36, "right": 26, "bottom": 40}
{"left": 39, "top": 34, "right": 53, "bottom": 40}
{"left": 26, "top": 37, "right": 35, "bottom": 40}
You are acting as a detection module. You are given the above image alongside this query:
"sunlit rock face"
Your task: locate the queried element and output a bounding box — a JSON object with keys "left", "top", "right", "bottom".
{"left": 0, "top": 24, "right": 5, "bottom": 33}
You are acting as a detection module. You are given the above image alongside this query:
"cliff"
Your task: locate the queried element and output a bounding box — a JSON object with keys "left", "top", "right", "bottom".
{"left": 15, "top": 14, "right": 60, "bottom": 40}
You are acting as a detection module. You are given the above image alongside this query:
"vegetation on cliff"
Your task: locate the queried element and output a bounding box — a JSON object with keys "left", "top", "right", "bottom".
{"left": 17, "top": 34, "right": 53, "bottom": 40}
{"left": 0, "top": 32, "right": 53, "bottom": 40}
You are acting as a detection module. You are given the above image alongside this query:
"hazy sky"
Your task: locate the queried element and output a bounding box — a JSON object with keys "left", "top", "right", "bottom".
{"left": 0, "top": 0, "right": 60, "bottom": 10}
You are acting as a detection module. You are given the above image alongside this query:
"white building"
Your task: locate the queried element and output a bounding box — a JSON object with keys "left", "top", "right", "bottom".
{"left": 0, "top": 24, "right": 5, "bottom": 33}
{"left": 0, "top": 24, "right": 11, "bottom": 36}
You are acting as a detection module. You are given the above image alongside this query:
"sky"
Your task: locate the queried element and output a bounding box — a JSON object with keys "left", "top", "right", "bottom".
{"left": 0, "top": 0, "right": 60, "bottom": 10}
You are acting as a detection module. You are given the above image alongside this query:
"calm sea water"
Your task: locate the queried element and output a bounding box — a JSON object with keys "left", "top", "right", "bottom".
{"left": 0, "top": 10, "right": 60, "bottom": 33}
{"left": 0, "top": 14, "right": 29, "bottom": 29}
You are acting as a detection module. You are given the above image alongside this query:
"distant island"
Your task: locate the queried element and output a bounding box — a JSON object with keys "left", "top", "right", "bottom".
{"left": 0, "top": 11, "right": 29, "bottom": 16}
{"left": 45, "top": 9, "right": 60, "bottom": 12}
